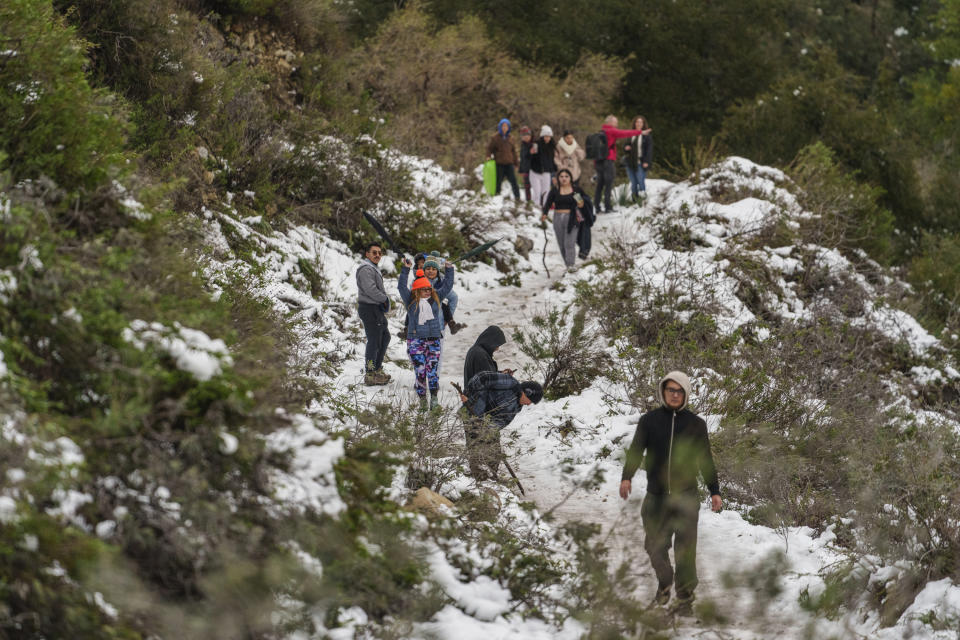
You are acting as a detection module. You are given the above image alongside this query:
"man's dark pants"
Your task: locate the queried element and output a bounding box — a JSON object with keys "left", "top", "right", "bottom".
{"left": 593, "top": 159, "right": 616, "bottom": 212}
{"left": 496, "top": 163, "right": 521, "bottom": 199}
{"left": 357, "top": 303, "right": 390, "bottom": 373}
{"left": 464, "top": 418, "right": 502, "bottom": 480}
{"left": 520, "top": 173, "right": 532, "bottom": 201}
{"left": 641, "top": 492, "right": 701, "bottom": 598}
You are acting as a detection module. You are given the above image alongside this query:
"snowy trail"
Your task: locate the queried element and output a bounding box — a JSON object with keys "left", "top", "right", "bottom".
{"left": 344, "top": 187, "right": 848, "bottom": 639}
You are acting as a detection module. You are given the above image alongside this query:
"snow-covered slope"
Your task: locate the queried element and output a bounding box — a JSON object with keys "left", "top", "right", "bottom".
{"left": 193, "top": 146, "right": 960, "bottom": 638}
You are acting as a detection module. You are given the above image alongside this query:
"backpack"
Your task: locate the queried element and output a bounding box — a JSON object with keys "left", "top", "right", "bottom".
{"left": 584, "top": 131, "right": 608, "bottom": 161}
{"left": 464, "top": 371, "right": 517, "bottom": 424}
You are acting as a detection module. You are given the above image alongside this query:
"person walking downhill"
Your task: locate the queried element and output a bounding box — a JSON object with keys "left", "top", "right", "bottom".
{"left": 356, "top": 242, "right": 392, "bottom": 386}
{"left": 594, "top": 115, "right": 645, "bottom": 213}
{"left": 398, "top": 259, "right": 455, "bottom": 411}
{"left": 458, "top": 370, "right": 543, "bottom": 480}
{"left": 529, "top": 125, "right": 557, "bottom": 208}
{"left": 622, "top": 116, "right": 654, "bottom": 202}
{"left": 463, "top": 325, "right": 513, "bottom": 388}
{"left": 486, "top": 118, "right": 521, "bottom": 200}
{"left": 518, "top": 126, "right": 534, "bottom": 202}
{"left": 541, "top": 169, "right": 593, "bottom": 273}
{"left": 555, "top": 130, "right": 586, "bottom": 187}
{"left": 619, "top": 371, "right": 722, "bottom": 615}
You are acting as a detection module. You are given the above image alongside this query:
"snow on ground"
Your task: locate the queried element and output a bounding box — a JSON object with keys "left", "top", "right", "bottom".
{"left": 197, "top": 146, "right": 960, "bottom": 638}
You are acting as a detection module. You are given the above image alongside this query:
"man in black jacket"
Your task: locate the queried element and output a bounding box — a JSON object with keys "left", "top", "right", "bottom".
{"left": 619, "top": 370, "right": 722, "bottom": 612}
{"left": 459, "top": 371, "right": 542, "bottom": 480}
{"left": 463, "top": 325, "right": 510, "bottom": 388}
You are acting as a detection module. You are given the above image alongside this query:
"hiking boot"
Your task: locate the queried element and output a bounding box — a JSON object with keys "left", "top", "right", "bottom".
{"left": 448, "top": 319, "right": 466, "bottom": 334}
{"left": 650, "top": 586, "right": 671, "bottom": 607}
{"left": 429, "top": 392, "right": 440, "bottom": 411}
{"left": 577, "top": 252, "right": 589, "bottom": 260}
{"left": 670, "top": 594, "right": 694, "bottom": 616}
{"left": 364, "top": 371, "right": 390, "bottom": 386}
{"left": 417, "top": 396, "right": 429, "bottom": 412}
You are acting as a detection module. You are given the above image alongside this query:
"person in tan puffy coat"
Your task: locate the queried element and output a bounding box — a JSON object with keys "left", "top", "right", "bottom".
{"left": 554, "top": 130, "right": 586, "bottom": 185}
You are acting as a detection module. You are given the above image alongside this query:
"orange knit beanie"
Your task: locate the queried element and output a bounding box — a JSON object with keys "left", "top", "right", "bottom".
{"left": 411, "top": 269, "right": 432, "bottom": 291}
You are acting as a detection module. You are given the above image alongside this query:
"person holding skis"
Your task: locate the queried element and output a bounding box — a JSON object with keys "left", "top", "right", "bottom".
{"left": 463, "top": 325, "right": 514, "bottom": 388}
{"left": 458, "top": 370, "right": 542, "bottom": 480}
{"left": 398, "top": 258, "right": 454, "bottom": 411}
{"left": 486, "top": 118, "right": 520, "bottom": 199}
{"left": 541, "top": 168, "right": 593, "bottom": 272}
{"left": 619, "top": 371, "right": 722, "bottom": 614}
{"left": 356, "top": 242, "right": 391, "bottom": 386}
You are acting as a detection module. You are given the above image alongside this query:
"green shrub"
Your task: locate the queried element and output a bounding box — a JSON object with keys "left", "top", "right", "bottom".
{"left": 721, "top": 48, "right": 921, "bottom": 227}
{"left": 512, "top": 307, "right": 613, "bottom": 400}
{"left": 909, "top": 232, "right": 960, "bottom": 330}
{"left": 353, "top": 5, "right": 627, "bottom": 171}
{"left": 0, "top": 0, "right": 128, "bottom": 191}
{"left": 788, "top": 142, "right": 895, "bottom": 261}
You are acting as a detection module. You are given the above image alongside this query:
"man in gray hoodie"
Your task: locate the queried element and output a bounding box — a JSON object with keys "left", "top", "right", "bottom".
{"left": 619, "top": 371, "right": 722, "bottom": 613}
{"left": 356, "top": 242, "right": 392, "bottom": 385}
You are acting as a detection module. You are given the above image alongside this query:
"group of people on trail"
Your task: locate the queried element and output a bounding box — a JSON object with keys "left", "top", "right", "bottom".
{"left": 487, "top": 115, "right": 653, "bottom": 273}
{"left": 357, "top": 225, "right": 720, "bottom": 620}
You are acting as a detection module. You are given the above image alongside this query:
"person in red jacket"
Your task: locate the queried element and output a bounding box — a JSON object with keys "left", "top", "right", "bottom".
{"left": 593, "top": 115, "right": 644, "bottom": 213}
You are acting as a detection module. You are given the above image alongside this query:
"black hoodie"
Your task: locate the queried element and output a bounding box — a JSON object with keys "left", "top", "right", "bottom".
{"left": 463, "top": 326, "right": 506, "bottom": 387}
{"left": 621, "top": 371, "right": 720, "bottom": 497}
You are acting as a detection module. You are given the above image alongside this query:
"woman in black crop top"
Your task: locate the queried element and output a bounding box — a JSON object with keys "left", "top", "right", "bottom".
{"left": 541, "top": 169, "right": 594, "bottom": 272}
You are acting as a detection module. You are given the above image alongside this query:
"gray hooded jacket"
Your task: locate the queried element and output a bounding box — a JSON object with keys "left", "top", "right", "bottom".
{"left": 357, "top": 259, "right": 389, "bottom": 307}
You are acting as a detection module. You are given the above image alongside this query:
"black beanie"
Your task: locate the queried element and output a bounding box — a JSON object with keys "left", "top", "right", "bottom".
{"left": 520, "top": 381, "right": 543, "bottom": 404}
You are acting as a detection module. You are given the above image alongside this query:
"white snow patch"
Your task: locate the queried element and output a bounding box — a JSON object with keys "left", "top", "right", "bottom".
{"left": 266, "top": 414, "right": 346, "bottom": 517}
{"left": 123, "top": 320, "right": 232, "bottom": 381}
{"left": 0, "top": 496, "right": 18, "bottom": 523}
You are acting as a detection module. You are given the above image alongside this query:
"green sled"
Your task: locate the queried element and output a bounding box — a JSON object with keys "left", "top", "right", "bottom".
{"left": 483, "top": 159, "right": 497, "bottom": 196}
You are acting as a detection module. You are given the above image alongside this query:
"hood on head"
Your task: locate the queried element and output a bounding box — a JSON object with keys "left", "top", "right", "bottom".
{"left": 497, "top": 118, "right": 511, "bottom": 137}
{"left": 657, "top": 370, "right": 691, "bottom": 411}
{"left": 474, "top": 325, "right": 506, "bottom": 354}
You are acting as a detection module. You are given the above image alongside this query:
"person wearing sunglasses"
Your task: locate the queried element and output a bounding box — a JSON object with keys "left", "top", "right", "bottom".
{"left": 356, "top": 242, "right": 392, "bottom": 386}
{"left": 619, "top": 370, "right": 722, "bottom": 614}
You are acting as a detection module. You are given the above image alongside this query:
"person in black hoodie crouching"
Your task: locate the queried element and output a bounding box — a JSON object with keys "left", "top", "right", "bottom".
{"left": 459, "top": 370, "right": 542, "bottom": 480}
{"left": 619, "top": 370, "right": 722, "bottom": 614}
{"left": 463, "top": 325, "right": 512, "bottom": 388}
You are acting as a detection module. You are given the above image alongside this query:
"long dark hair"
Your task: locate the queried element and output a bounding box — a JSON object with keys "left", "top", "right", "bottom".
{"left": 408, "top": 288, "right": 440, "bottom": 312}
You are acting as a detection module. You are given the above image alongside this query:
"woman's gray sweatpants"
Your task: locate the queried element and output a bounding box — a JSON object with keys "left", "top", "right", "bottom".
{"left": 553, "top": 212, "right": 578, "bottom": 267}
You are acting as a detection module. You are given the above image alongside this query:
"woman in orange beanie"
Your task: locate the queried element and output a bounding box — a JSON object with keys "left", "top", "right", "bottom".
{"left": 398, "top": 257, "right": 455, "bottom": 411}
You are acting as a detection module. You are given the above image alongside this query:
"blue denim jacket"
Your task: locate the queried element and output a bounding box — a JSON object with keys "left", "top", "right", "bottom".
{"left": 398, "top": 265, "right": 454, "bottom": 339}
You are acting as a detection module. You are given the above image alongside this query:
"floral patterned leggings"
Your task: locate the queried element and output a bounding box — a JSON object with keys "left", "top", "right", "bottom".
{"left": 407, "top": 337, "right": 442, "bottom": 397}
